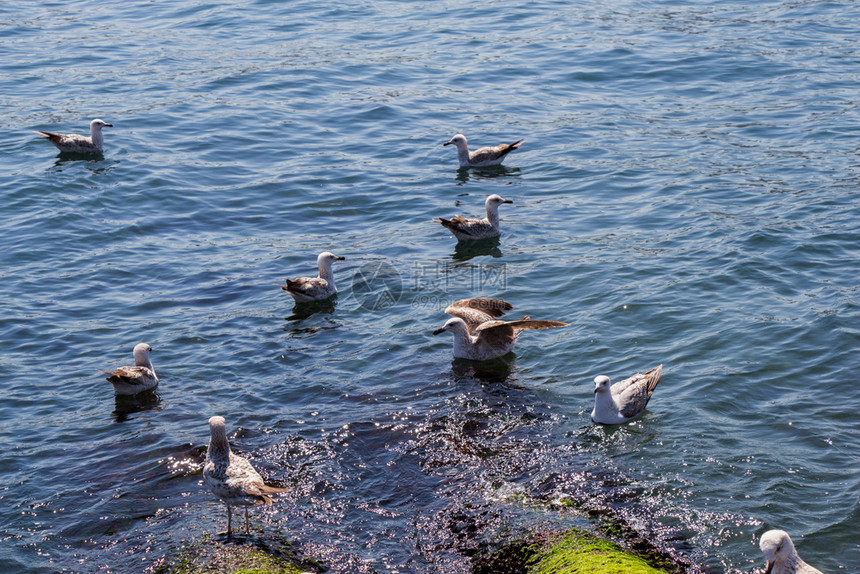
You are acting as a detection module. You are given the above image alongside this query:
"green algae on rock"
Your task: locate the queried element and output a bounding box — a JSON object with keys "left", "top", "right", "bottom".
{"left": 474, "top": 529, "right": 675, "bottom": 574}
{"left": 529, "top": 530, "right": 672, "bottom": 574}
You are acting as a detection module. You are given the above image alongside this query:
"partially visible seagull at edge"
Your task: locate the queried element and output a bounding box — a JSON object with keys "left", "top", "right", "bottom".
{"left": 100, "top": 343, "right": 158, "bottom": 396}
{"left": 435, "top": 194, "right": 513, "bottom": 241}
{"left": 433, "top": 297, "right": 567, "bottom": 360}
{"left": 35, "top": 119, "right": 112, "bottom": 153}
{"left": 590, "top": 365, "right": 663, "bottom": 425}
{"left": 759, "top": 530, "right": 823, "bottom": 574}
{"left": 203, "top": 415, "right": 290, "bottom": 537}
{"left": 443, "top": 133, "right": 524, "bottom": 167}
{"left": 279, "top": 251, "right": 345, "bottom": 303}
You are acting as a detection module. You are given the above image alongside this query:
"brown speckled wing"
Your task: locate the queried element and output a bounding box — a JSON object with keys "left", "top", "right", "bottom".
{"left": 472, "top": 321, "right": 517, "bottom": 350}
{"left": 284, "top": 276, "right": 328, "bottom": 298}
{"left": 445, "top": 298, "right": 513, "bottom": 331}
{"left": 436, "top": 215, "right": 479, "bottom": 236}
{"left": 102, "top": 366, "right": 153, "bottom": 383}
{"left": 469, "top": 140, "right": 524, "bottom": 165}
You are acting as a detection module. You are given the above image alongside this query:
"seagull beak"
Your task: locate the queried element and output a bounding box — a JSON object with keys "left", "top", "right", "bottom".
{"left": 594, "top": 388, "right": 599, "bottom": 394}
{"left": 764, "top": 560, "right": 773, "bottom": 574}
{"left": 432, "top": 327, "right": 446, "bottom": 335}
{"left": 335, "top": 256, "right": 345, "bottom": 261}
{"left": 503, "top": 199, "right": 513, "bottom": 204}
{"left": 443, "top": 140, "right": 453, "bottom": 146}
{"left": 105, "top": 123, "right": 113, "bottom": 127}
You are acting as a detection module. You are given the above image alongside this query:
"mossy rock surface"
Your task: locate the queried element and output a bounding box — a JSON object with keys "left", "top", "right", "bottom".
{"left": 528, "top": 530, "right": 670, "bottom": 574}
{"left": 474, "top": 529, "right": 676, "bottom": 574}
{"left": 154, "top": 533, "right": 318, "bottom": 574}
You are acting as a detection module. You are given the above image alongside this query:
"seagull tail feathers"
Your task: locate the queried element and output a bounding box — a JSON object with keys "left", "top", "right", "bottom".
{"left": 644, "top": 364, "right": 663, "bottom": 395}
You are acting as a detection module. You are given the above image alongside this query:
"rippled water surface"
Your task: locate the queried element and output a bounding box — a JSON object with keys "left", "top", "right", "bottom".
{"left": 1, "top": 1, "right": 858, "bottom": 572}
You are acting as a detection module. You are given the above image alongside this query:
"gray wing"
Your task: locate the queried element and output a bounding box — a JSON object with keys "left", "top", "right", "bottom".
{"left": 490, "top": 319, "right": 568, "bottom": 331}
{"left": 469, "top": 139, "right": 524, "bottom": 164}
{"left": 614, "top": 365, "right": 662, "bottom": 419}
{"left": 101, "top": 366, "right": 154, "bottom": 386}
{"left": 473, "top": 318, "right": 567, "bottom": 349}
{"left": 472, "top": 321, "right": 518, "bottom": 352}
{"left": 35, "top": 131, "right": 96, "bottom": 152}
{"left": 435, "top": 216, "right": 493, "bottom": 237}
{"left": 226, "top": 453, "right": 290, "bottom": 504}
{"left": 445, "top": 298, "right": 513, "bottom": 330}
{"left": 283, "top": 276, "right": 330, "bottom": 299}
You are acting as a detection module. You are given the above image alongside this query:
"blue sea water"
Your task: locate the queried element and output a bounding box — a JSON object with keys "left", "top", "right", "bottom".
{"left": 1, "top": 0, "right": 858, "bottom": 572}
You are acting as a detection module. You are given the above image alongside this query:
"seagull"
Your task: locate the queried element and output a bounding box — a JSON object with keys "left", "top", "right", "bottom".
{"left": 34, "top": 119, "right": 112, "bottom": 153}
{"left": 443, "top": 133, "right": 524, "bottom": 167}
{"left": 100, "top": 343, "right": 158, "bottom": 395}
{"left": 760, "top": 530, "right": 823, "bottom": 574}
{"left": 433, "top": 297, "right": 567, "bottom": 360}
{"left": 203, "top": 416, "right": 290, "bottom": 537}
{"left": 434, "top": 194, "right": 513, "bottom": 241}
{"left": 279, "top": 251, "right": 345, "bottom": 302}
{"left": 590, "top": 365, "right": 663, "bottom": 425}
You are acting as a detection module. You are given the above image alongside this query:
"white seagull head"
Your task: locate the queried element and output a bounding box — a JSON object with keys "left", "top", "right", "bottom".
{"left": 593, "top": 375, "right": 611, "bottom": 394}
{"left": 317, "top": 251, "right": 345, "bottom": 272}
{"left": 132, "top": 343, "right": 153, "bottom": 363}
{"left": 433, "top": 317, "right": 468, "bottom": 336}
{"left": 760, "top": 530, "right": 798, "bottom": 572}
{"left": 443, "top": 134, "right": 468, "bottom": 150}
{"left": 486, "top": 194, "right": 513, "bottom": 208}
{"left": 91, "top": 119, "right": 113, "bottom": 131}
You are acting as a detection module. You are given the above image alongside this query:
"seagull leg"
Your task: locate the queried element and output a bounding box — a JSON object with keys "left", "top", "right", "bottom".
{"left": 244, "top": 507, "right": 250, "bottom": 534}
{"left": 226, "top": 505, "right": 233, "bottom": 537}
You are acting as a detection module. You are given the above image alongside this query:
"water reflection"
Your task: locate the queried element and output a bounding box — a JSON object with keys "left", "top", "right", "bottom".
{"left": 454, "top": 165, "right": 522, "bottom": 184}
{"left": 450, "top": 355, "right": 515, "bottom": 384}
{"left": 284, "top": 297, "right": 338, "bottom": 322}
{"left": 111, "top": 390, "right": 164, "bottom": 423}
{"left": 450, "top": 236, "right": 504, "bottom": 261}
{"left": 50, "top": 153, "right": 119, "bottom": 173}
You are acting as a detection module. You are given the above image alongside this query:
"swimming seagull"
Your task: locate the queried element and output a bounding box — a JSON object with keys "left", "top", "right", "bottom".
{"left": 434, "top": 194, "right": 513, "bottom": 241}
{"left": 590, "top": 365, "right": 663, "bottom": 425}
{"left": 759, "top": 530, "right": 823, "bottom": 574}
{"left": 279, "top": 251, "right": 345, "bottom": 302}
{"left": 203, "top": 415, "right": 290, "bottom": 537}
{"left": 443, "top": 133, "right": 524, "bottom": 167}
{"left": 433, "top": 297, "right": 567, "bottom": 360}
{"left": 100, "top": 343, "right": 158, "bottom": 395}
{"left": 34, "top": 119, "right": 112, "bottom": 153}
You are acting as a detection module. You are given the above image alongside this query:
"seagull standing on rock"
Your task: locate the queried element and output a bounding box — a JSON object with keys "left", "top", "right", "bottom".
{"left": 435, "top": 194, "right": 513, "bottom": 241}
{"left": 433, "top": 297, "right": 567, "bottom": 360}
{"left": 279, "top": 251, "right": 345, "bottom": 303}
{"left": 590, "top": 365, "right": 663, "bottom": 425}
{"left": 203, "top": 415, "right": 290, "bottom": 537}
{"left": 35, "top": 119, "right": 112, "bottom": 153}
{"left": 759, "top": 530, "right": 823, "bottom": 574}
{"left": 443, "top": 133, "right": 524, "bottom": 167}
{"left": 100, "top": 343, "right": 158, "bottom": 395}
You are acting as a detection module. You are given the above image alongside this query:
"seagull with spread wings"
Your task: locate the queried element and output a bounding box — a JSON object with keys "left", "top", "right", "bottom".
{"left": 433, "top": 297, "right": 567, "bottom": 360}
